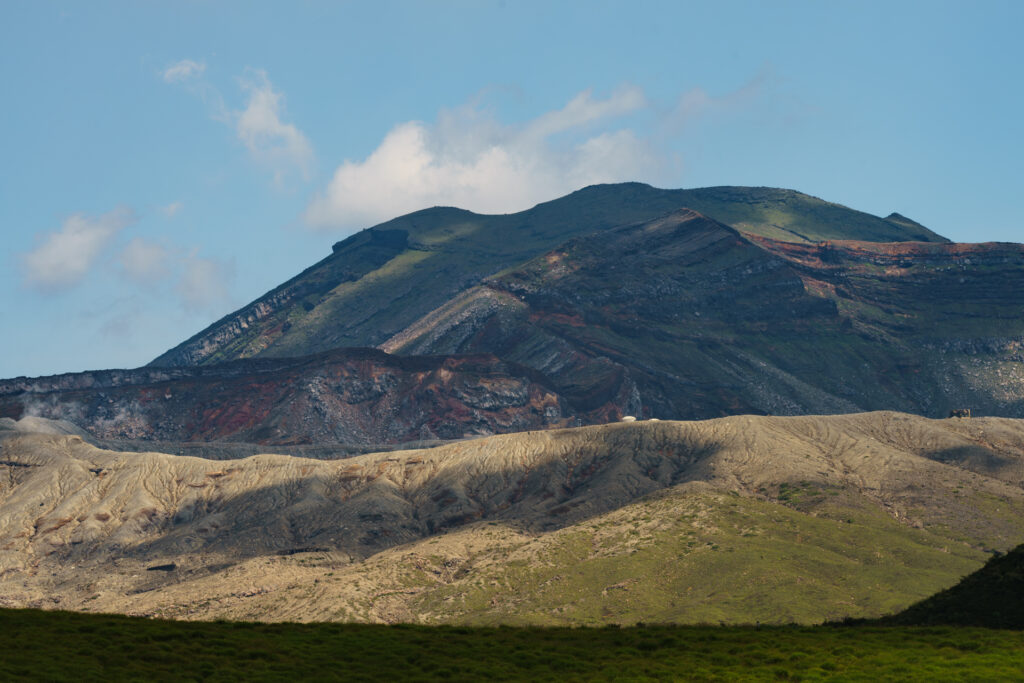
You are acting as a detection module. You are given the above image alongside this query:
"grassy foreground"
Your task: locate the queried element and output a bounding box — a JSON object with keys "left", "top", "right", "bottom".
{"left": 1, "top": 609, "right": 1022, "bottom": 681}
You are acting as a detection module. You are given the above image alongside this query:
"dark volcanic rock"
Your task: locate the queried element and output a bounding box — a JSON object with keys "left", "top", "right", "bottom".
{"left": 385, "top": 211, "right": 1024, "bottom": 421}
{"left": 0, "top": 348, "right": 572, "bottom": 445}
{"left": 6, "top": 189, "right": 1019, "bottom": 442}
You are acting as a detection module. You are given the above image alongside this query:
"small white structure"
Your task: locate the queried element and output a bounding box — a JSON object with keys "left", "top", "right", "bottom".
{"left": 620, "top": 415, "right": 637, "bottom": 422}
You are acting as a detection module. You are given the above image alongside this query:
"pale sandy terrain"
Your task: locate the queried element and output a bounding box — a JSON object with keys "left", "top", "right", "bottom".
{"left": 2, "top": 412, "right": 1023, "bottom": 624}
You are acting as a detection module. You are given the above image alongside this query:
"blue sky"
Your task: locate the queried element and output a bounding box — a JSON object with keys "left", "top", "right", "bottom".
{"left": 2, "top": 0, "right": 1021, "bottom": 378}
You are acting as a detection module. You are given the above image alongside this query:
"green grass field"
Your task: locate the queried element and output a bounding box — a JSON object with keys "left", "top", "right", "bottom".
{"left": 396, "top": 491, "right": 989, "bottom": 627}
{"left": 1, "top": 608, "right": 1021, "bottom": 681}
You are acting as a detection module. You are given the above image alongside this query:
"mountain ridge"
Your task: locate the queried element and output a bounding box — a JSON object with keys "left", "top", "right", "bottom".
{"left": 383, "top": 209, "right": 1024, "bottom": 421}
{"left": 6, "top": 206, "right": 1022, "bottom": 444}
{"left": 150, "top": 183, "right": 947, "bottom": 368}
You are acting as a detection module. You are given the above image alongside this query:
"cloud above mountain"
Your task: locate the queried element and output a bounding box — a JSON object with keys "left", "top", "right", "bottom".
{"left": 21, "top": 206, "right": 234, "bottom": 318}
{"left": 22, "top": 207, "right": 137, "bottom": 291}
{"left": 159, "top": 62, "right": 766, "bottom": 233}
{"left": 304, "top": 87, "right": 666, "bottom": 232}
{"left": 235, "top": 69, "right": 314, "bottom": 184}
{"left": 163, "top": 62, "right": 312, "bottom": 186}
{"left": 159, "top": 201, "right": 183, "bottom": 218}
{"left": 119, "top": 238, "right": 172, "bottom": 286}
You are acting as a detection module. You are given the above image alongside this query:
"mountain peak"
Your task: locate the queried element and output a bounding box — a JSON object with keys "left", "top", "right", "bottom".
{"left": 151, "top": 183, "right": 950, "bottom": 368}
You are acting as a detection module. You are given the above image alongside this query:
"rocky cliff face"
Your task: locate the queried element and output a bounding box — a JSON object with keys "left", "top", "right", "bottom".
{"left": 384, "top": 211, "right": 1024, "bottom": 420}
{"left": 0, "top": 349, "right": 571, "bottom": 445}
{"left": 149, "top": 227, "right": 413, "bottom": 367}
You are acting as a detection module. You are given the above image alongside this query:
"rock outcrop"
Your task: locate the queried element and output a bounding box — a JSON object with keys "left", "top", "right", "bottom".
{"left": 6, "top": 208, "right": 1022, "bottom": 442}
{"left": 0, "top": 348, "right": 570, "bottom": 445}
{"left": 385, "top": 210, "right": 1024, "bottom": 421}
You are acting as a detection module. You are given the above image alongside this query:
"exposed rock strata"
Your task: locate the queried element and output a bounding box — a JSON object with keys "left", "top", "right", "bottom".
{"left": 385, "top": 211, "right": 1024, "bottom": 420}
{"left": 0, "top": 349, "right": 569, "bottom": 445}
{"left": 150, "top": 183, "right": 947, "bottom": 368}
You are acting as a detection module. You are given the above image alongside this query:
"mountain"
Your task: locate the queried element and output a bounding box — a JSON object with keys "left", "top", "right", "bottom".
{"left": 151, "top": 183, "right": 947, "bottom": 368}
{"left": 0, "top": 348, "right": 572, "bottom": 445}
{"left": 385, "top": 210, "right": 1024, "bottom": 421}
{"left": 5, "top": 191, "right": 1019, "bottom": 444}
{"left": 2, "top": 411, "right": 1022, "bottom": 624}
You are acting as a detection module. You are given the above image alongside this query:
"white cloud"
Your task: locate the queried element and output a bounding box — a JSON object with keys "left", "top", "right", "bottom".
{"left": 159, "top": 201, "right": 183, "bottom": 218}
{"left": 23, "top": 207, "right": 137, "bottom": 291}
{"left": 236, "top": 69, "right": 314, "bottom": 183}
{"left": 177, "top": 254, "right": 234, "bottom": 314}
{"left": 163, "top": 59, "right": 206, "bottom": 83}
{"left": 119, "top": 238, "right": 172, "bottom": 285}
{"left": 162, "top": 63, "right": 311, "bottom": 185}
{"left": 304, "top": 87, "right": 662, "bottom": 232}
{"left": 525, "top": 86, "right": 647, "bottom": 139}
{"left": 20, "top": 202, "right": 235, "bottom": 320}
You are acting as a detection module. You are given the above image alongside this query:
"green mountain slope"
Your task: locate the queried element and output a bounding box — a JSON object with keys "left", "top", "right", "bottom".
{"left": 151, "top": 183, "right": 945, "bottom": 367}
{"left": 886, "top": 543, "right": 1024, "bottom": 628}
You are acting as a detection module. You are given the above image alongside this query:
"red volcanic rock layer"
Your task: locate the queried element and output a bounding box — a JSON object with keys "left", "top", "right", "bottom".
{"left": 747, "top": 234, "right": 1024, "bottom": 269}
{"left": 0, "top": 348, "right": 573, "bottom": 445}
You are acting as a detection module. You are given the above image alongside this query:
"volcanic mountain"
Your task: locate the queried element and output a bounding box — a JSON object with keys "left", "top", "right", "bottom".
{"left": 151, "top": 183, "right": 948, "bottom": 368}
{"left": 384, "top": 209, "right": 1024, "bottom": 422}
{"left": 3, "top": 184, "right": 1021, "bottom": 445}
{"left": 3, "top": 183, "right": 1022, "bottom": 448}
{"left": 2, "top": 183, "right": 1023, "bottom": 628}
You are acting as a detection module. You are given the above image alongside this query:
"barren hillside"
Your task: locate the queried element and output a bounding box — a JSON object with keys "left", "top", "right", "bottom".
{"left": 2, "top": 412, "right": 1022, "bottom": 624}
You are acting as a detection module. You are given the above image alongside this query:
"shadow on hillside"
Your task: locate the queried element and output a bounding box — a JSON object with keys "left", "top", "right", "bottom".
{"left": 95, "top": 424, "right": 727, "bottom": 572}
{"left": 922, "top": 444, "right": 1024, "bottom": 481}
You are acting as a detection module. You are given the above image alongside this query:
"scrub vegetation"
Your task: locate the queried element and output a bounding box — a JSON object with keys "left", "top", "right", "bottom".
{"left": 1, "top": 608, "right": 1022, "bottom": 681}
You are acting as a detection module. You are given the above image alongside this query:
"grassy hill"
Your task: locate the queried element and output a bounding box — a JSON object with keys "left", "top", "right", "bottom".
{"left": 3, "top": 412, "right": 1024, "bottom": 625}
{"left": 151, "top": 183, "right": 946, "bottom": 367}
{"left": 886, "top": 543, "right": 1024, "bottom": 628}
